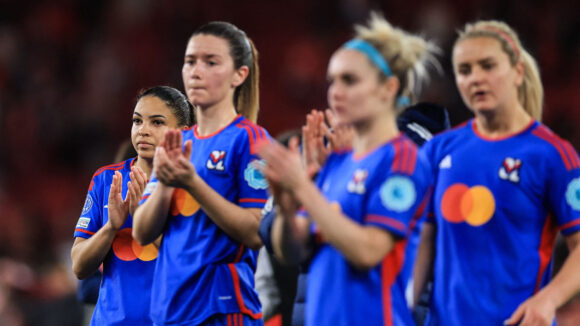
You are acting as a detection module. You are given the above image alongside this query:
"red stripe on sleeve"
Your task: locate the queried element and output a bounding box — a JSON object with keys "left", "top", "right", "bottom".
{"left": 400, "top": 141, "right": 409, "bottom": 173}
{"left": 237, "top": 124, "right": 257, "bottom": 154}
{"left": 391, "top": 139, "right": 402, "bottom": 173}
{"left": 532, "top": 126, "right": 572, "bottom": 171}
{"left": 75, "top": 228, "right": 95, "bottom": 236}
{"left": 239, "top": 198, "right": 268, "bottom": 204}
{"left": 241, "top": 120, "right": 264, "bottom": 142}
{"left": 560, "top": 219, "right": 580, "bottom": 232}
{"left": 365, "top": 215, "right": 407, "bottom": 233}
{"left": 562, "top": 141, "right": 580, "bottom": 169}
{"left": 406, "top": 142, "right": 418, "bottom": 175}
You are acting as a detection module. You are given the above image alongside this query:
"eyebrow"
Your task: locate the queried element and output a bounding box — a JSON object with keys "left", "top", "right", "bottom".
{"left": 184, "top": 53, "right": 221, "bottom": 59}
{"left": 133, "top": 112, "right": 167, "bottom": 119}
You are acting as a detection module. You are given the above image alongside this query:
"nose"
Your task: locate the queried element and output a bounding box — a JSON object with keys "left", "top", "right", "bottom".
{"left": 327, "top": 82, "right": 342, "bottom": 103}
{"left": 138, "top": 122, "right": 151, "bottom": 136}
{"left": 184, "top": 62, "right": 202, "bottom": 80}
{"left": 468, "top": 66, "right": 485, "bottom": 85}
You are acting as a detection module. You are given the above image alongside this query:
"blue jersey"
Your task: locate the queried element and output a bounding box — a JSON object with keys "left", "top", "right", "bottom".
{"left": 74, "top": 158, "right": 158, "bottom": 325}
{"left": 422, "top": 120, "right": 580, "bottom": 325}
{"left": 302, "top": 135, "right": 432, "bottom": 326}
{"left": 141, "top": 115, "right": 270, "bottom": 325}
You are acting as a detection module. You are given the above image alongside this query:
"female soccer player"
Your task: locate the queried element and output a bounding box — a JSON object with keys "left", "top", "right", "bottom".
{"left": 132, "top": 22, "right": 270, "bottom": 325}
{"left": 258, "top": 13, "right": 437, "bottom": 326}
{"left": 413, "top": 21, "right": 580, "bottom": 326}
{"left": 71, "top": 86, "right": 193, "bottom": 325}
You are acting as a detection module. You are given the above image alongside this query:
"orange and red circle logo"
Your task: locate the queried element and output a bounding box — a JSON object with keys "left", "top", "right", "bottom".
{"left": 441, "top": 183, "right": 496, "bottom": 226}
{"left": 112, "top": 228, "right": 158, "bottom": 261}
{"left": 171, "top": 188, "right": 200, "bottom": 217}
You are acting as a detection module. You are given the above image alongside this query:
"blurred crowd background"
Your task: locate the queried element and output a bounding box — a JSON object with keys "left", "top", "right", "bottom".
{"left": 0, "top": 0, "right": 578, "bottom": 324}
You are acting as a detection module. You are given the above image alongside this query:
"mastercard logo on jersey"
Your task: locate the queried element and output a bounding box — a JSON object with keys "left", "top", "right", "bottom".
{"left": 441, "top": 183, "right": 496, "bottom": 226}
{"left": 171, "top": 188, "right": 200, "bottom": 217}
{"left": 112, "top": 228, "right": 158, "bottom": 262}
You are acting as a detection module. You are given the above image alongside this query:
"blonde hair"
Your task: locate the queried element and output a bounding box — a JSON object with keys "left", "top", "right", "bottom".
{"left": 353, "top": 12, "right": 440, "bottom": 111}
{"left": 454, "top": 20, "right": 543, "bottom": 121}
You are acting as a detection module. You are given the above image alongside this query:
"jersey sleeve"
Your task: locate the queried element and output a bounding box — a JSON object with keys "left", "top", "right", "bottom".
{"left": 236, "top": 125, "right": 271, "bottom": 209}
{"left": 547, "top": 141, "right": 580, "bottom": 235}
{"left": 139, "top": 173, "right": 159, "bottom": 206}
{"left": 364, "top": 148, "right": 432, "bottom": 238}
{"left": 74, "top": 174, "right": 104, "bottom": 239}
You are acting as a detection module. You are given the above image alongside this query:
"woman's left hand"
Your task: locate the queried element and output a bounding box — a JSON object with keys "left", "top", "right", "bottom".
{"left": 128, "top": 166, "right": 148, "bottom": 217}
{"left": 154, "top": 129, "right": 196, "bottom": 189}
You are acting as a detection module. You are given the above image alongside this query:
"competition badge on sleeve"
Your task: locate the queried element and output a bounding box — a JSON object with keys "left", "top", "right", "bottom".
{"left": 246, "top": 159, "right": 268, "bottom": 190}
{"left": 566, "top": 177, "right": 580, "bottom": 211}
{"left": 380, "top": 176, "right": 416, "bottom": 212}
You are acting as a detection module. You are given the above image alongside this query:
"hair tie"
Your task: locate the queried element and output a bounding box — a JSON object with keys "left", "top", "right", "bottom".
{"left": 343, "top": 39, "right": 393, "bottom": 77}
{"left": 396, "top": 96, "right": 410, "bottom": 108}
{"left": 481, "top": 26, "right": 520, "bottom": 60}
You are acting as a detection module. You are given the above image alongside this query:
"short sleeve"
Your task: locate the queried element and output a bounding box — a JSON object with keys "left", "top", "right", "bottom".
{"left": 364, "top": 152, "right": 432, "bottom": 238}
{"left": 547, "top": 143, "right": 580, "bottom": 235}
{"left": 74, "top": 176, "right": 104, "bottom": 239}
{"left": 139, "top": 173, "right": 159, "bottom": 206}
{"left": 236, "top": 126, "right": 271, "bottom": 209}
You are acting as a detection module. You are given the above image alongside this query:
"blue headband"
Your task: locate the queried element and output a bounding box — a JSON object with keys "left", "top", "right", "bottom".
{"left": 343, "top": 39, "right": 411, "bottom": 108}
{"left": 343, "top": 39, "right": 393, "bottom": 77}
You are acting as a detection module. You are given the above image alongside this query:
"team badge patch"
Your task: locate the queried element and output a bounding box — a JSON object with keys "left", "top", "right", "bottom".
{"left": 143, "top": 181, "right": 157, "bottom": 196}
{"left": 81, "top": 195, "right": 93, "bottom": 215}
{"left": 76, "top": 217, "right": 91, "bottom": 229}
{"left": 207, "top": 150, "right": 226, "bottom": 171}
{"left": 566, "top": 177, "right": 580, "bottom": 211}
{"left": 380, "top": 176, "right": 416, "bottom": 212}
{"left": 347, "top": 169, "right": 368, "bottom": 194}
{"left": 245, "top": 160, "right": 268, "bottom": 190}
{"left": 499, "top": 157, "right": 522, "bottom": 183}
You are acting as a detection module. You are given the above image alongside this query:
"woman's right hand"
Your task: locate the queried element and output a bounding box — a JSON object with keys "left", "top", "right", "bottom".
{"left": 154, "top": 129, "right": 196, "bottom": 189}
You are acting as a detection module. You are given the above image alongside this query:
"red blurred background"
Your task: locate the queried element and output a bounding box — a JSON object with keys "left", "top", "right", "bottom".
{"left": 0, "top": 0, "right": 578, "bottom": 324}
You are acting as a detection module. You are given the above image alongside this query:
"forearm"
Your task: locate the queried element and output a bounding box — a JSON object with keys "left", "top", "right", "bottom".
{"left": 71, "top": 224, "right": 117, "bottom": 279}
{"left": 538, "top": 235, "right": 580, "bottom": 309}
{"left": 132, "top": 184, "right": 173, "bottom": 245}
{"left": 271, "top": 211, "right": 311, "bottom": 265}
{"left": 412, "top": 223, "right": 435, "bottom": 307}
{"left": 186, "top": 174, "right": 262, "bottom": 249}
{"left": 292, "top": 180, "right": 393, "bottom": 269}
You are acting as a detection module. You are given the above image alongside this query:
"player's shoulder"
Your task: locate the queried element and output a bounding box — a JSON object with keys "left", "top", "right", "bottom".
{"left": 428, "top": 119, "right": 471, "bottom": 145}
{"left": 231, "top": 116, "right": 270, "bottom": 154}
{"left": 529, "top": 123, "right": 580, "bottom": 171}
{"left": 89, "top": 158, "right": 134, "bottom": 190}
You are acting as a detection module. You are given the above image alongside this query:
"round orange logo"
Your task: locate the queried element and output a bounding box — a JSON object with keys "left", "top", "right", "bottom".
{"left": 441, "top": 183, "right": 495, "bottom": 226}
{"left": 171, "top": 188, "right": 200, "bottom": 217}
{"left": 112, "top": 228, "right": 158, "bottom": 261}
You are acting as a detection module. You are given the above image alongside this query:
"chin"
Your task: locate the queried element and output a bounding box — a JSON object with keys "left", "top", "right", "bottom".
{"left": 470, "top": 103, "right": 497, "bottom": 115}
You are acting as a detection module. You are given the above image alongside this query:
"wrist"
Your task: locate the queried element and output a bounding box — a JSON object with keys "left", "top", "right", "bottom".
{"left": 291, "top": 176, "right": 312, "bottom": 201}
{"left": 105, "top": 221, "right": 120, "bottom": 233}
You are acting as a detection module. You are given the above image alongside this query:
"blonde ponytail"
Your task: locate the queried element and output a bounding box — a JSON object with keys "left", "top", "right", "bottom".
{"left": 353, "top": 12, "right": 441, "bottom": 111}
